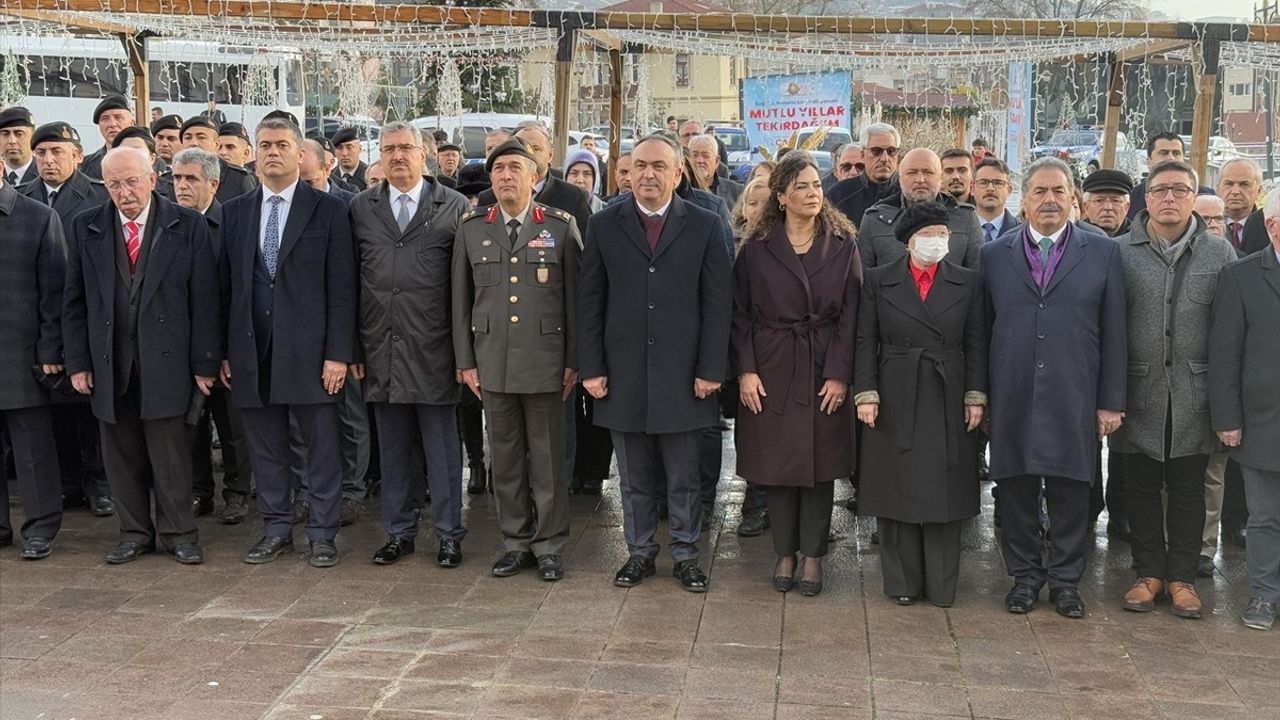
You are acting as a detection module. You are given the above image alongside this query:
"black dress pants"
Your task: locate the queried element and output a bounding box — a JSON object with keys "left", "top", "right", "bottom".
{"left": 997, "top": 475, "right": 1090, "bottom": 590}
{"left": 878, "top": 517, "right": 963, "bottom": 605}
{"left": 1122, "top": 450, "right": 1209, "bottom": 584}
{"left": 766, "top": 481, "right": 834, "bottom": 557}
{"left": 52, "top": 402, "right": 109, "bottom": 501}
{"left": 0, "top": 406, "right": 64, "bottom": 541}
{"left": 192, "top": 387, "right": 251, "bottom": 503}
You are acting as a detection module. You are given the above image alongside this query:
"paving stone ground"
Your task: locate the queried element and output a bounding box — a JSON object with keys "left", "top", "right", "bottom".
{"left": 1, "top": 435, "right": 1275, "bottom": 720}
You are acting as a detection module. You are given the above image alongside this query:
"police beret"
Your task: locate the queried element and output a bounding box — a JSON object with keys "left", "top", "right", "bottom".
{"left": 149, "top": 113, "right": 182, "bottom": 134}
{"left": 1081, "top": 168, "right": 1133, "bottom": 195}
{"left": 331, "top": 127, "right": 360, "bottom": 146}
{"left": 218, "top": 122, "right": 249, "bottom": 142}
{"left": 306, "top": 134, "right": 335, "bottom": 154}
{"left": 485, "top": 138, "right": 539, "bottom": 173}
{"left": 894, "top": 200, "right": 951, "bottom": 245}
{"left": 93, "top": 94, "right": 131, "bottom": 123}
{"left": 180, "top": 116, "right": 218, "bottom": 137}
{"left": 31, "top": 121, "right": 81, "bottom": 149}
{"left": 438, "top": 143, "right": 463, "bottom": 154}
{"left": 0, "top": 106, "right": 35, "bottom": 129}
{"left": 110, "top": 125, "right": 155, "bottom": 151}
{"left": 263, "top": 109, "right": 299, "bottom": 127}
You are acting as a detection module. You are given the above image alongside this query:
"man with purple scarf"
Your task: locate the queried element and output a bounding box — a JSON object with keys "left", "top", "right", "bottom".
{"left": 979, "top": 157, "right": 1128, "bottom": 619}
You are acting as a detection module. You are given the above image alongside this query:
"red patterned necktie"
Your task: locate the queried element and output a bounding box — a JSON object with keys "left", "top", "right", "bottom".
{"left": 125, "top": 221, "right": 141, "bottom": 273}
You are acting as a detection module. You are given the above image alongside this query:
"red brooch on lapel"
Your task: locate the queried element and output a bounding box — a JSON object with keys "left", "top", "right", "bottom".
{"left": 532, "top": 206, "right": 546, "bottom": 224}
{"left": 485, "top": 207, "right": 498, "bottom": 224}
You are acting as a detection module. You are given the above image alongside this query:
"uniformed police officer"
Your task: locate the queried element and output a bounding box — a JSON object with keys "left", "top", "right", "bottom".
{"left": 452, "top": 138, "right": 580, "bottom": 582}
{"left": 80, "top": 94, "right": 134, "bottom": 180}
{"left": 149, "top": 114, "right": 184, "bottom": 164}
{"left": 179, "top": 116, "right": 256, "bottom": 203}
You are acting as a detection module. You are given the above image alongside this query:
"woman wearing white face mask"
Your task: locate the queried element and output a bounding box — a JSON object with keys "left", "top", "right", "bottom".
{"left": 852, "top": 201, "right": 989, "bottom": 608}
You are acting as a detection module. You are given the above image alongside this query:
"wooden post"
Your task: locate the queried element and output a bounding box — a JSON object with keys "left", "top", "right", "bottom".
{"left": 1189, "top": 39, "right": 1220, "bottom": 181}
{"left": 120, "top": 32, "right": 149, "bottom": 125}
{"left": 608, "top": 47, "right": 623, "bottom": 195}
{"left": 553, "top": 30, "right": 576, "bottom": 171}
{"left": 1101, "top": 54, "right": 1123, "bottom": 169}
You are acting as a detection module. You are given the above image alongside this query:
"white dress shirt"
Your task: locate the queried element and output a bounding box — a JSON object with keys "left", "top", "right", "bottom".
{"left": 389, "top": 178, "right": 425, "bottom": 220}
{"left": 118, "top": 201, "right": 152, "bottom": 241}
{"left": 259, "top": 180, "right": 299, "bottom": 253}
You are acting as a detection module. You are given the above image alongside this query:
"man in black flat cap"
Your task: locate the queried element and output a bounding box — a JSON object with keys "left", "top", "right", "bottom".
{"left": 330, "top": 127, "right": 368, "bottom": 191}
{"left": 149, "top": 114, "right": 183, "bottom": 164}
{"left": 182, "top": 116, "right": 257, "bottom": 203}
{"left": 437, "top": 142, "right": 463, "bottom": 183}
{"left": 81, "top": 94, "right": 135, "bottom": 180}
{"left": 1081, "top": 169, "right": 1134, "bottom": 238}
{"left": 1, "top": 106, "right": 38, "bottom": 187}
{"left": 217, "top": 122, "right": 253, "bottom": 169}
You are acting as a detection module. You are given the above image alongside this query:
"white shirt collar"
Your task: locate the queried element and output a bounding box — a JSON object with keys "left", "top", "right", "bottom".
{"left": 389, "top": 178, "right": 425, "bottom": 208}
{"left": 118, "top": 199, "right": 152, "bottom": 230}
{"left": 44, "top": 181, "right": 64, "bottom": 195}
{"left": 1033, "top": 224, "right": 1068, "bottom": 244}
{"left": 636, "top": 198, "right": 672, "bottom": 218}
{"left": 262, "top": 179, "right": 299, "bottom": 206}
{"left": 500, "top": 203, "right": 531, "bottom": 228}
{"left": 4, "top": 159, "right": 32, "bottom": 180}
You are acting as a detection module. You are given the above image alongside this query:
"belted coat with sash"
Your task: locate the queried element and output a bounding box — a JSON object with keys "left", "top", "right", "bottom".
{"left": 731, "top": 224, "right": 861, "bottom": 487}
{"left": 853, "top": 257, "right": 987, "bottom": 523}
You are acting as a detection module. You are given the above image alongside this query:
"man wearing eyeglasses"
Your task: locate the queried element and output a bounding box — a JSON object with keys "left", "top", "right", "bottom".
{"left": 971, "top": 158, "right": 1020, "bottom": 244}
{"left": 829, "top": 123, "right": 901, "bottom": 231}
{"left": 1111, "top": 160, "right": 1237, "bottom": 620}
{"left": 1080, "top": 169, "right": 1133, "bottom": 238}
{"left": 62, "top": 146, "right": 219, "bottom": 566}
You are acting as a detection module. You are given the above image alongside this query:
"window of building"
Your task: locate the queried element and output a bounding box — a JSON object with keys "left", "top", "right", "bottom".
{"left": 675, "top": 54, "right": 690, "bottom": 88}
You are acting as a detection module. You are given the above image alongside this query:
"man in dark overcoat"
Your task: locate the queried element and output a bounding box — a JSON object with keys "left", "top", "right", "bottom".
{"left": 1210, "top": 188, "right": 1280, "bottom": 631}
{"left": 62, "top": 147, "right": 220, "bottom": 564}
{"left": 352, "top": 122, "right": 471, "bottom": 567}
{"left": 578, "top": 133, "right": 732, "bottom": 593}
{"left": 219, "top": 118, "right": 357, "bottom": 568}
{"left": 980, "top": 157, "right": 1127, "bottom": 619}
{"left": 0, "top": 178, "right": 66, "bottom": 558}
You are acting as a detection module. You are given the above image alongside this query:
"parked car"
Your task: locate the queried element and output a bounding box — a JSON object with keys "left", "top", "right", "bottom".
{"left": 581, "top": 124, "right": 654, "bottom": 154}
{"left": 1030, "top": 128, "right": 1146, "bottom": 181}
{"left": 307, "top": 116, "right": 383, "bottom": 164}
{"left": 1178, "top": 135, "right": 1241, "bottom": 168}
{"left": 413, "top": 112, "right": 552, "bottom": 161}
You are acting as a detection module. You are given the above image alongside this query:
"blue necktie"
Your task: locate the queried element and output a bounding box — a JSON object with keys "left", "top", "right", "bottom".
{"left": 396, "top": 194, "right": 412, "bottom": 232}
{"left": 983, "top": 222, "right": 995, "bottom": 244}
{"left": 263, "top": 195, "right": 283, "bottom": 278}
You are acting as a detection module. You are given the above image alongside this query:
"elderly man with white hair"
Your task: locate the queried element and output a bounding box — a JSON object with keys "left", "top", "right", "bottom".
{"left": 1210, "top": 187, "right": 1280, "bottom": 630}
{"left": 62, "top": 146, "right": 220, "bottom": 565}
{"left": 688, "top": 134, "right": 743, "bottom": 207}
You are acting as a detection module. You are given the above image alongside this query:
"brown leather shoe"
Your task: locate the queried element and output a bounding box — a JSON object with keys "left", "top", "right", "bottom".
{"left": 1122, "top": 577, "right": 1163, "bottom": 612}
{"left": 1168, "top": 581, "right": 1202, "bottom": 619}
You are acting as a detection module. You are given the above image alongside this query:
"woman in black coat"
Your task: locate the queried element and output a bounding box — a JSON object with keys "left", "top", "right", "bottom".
{"left": 853, "top": 201, "right": 988, "bottom": 608}
{"left": 733, "top": 151, "right": 862, "bottom": 596}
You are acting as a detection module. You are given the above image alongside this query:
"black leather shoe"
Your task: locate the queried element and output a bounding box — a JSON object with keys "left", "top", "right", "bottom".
{"left": 467, "top": 462, "right": 487, "bottom": 494}
{"left": 244, "top": 535, "right": 293, "bottom": 564}
{"left": 173, "top": 543, "right": 204, "bottom": 565}
{"left": 21, "top": 537, "right": 54, "bottom": 560}
{"left": 221, "top": 498, "right": 249, "bottom": 525}
{"left": 492, "top": 550, "right": 537, "bottom": 577}
{"left": 1050, "top": 586, "right": 1085, "bottom": 619}
{"left": 90, "top": 495, "right": 115, "bottom": 517}
{"left": 537, "top": 554, "right": 564, "bottom": 582}
{"left": 737, "top": 509, "right": 769, "bottom": 537}
{"left": 105, "top": 541, "right": 155, "bottom": 564}
{"left": 1197, "top": 555, "right": 1215, "bottom": 578}
{"left": 673, "top": 559, "right": 709, "bottom": 593}
{"left": 578, "top": 478, "right": 602, "bottom": 496}
{"left": 893, "top": 596, "right": 917, "bottom": 606}
{"left": 437, "top": 539, "right": 462, "bottom": 568}
{"left": 1005, "top": 583, "right": 1039, "bottom": 614}
{"left": 309, "top": 540, "right": 338, "bottom": 568}
{"left": 373, "top": 537, "right": 415, "bottom": 565}
{"left": 614, "top": 556, "right": 656, "bottom": 587}
{"left": 1223, "top": 527, "right": 1246, "bottom": 548}
{"left": 192, "top": 496, "right": 214, "bottom": 517}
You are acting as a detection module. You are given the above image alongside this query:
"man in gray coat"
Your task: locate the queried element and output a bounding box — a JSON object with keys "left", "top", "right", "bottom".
{"left": 1210, "top": 187, "right": 1280, "bottom": 631}
{"left": 1112, "top": 160, "right": 1237, "bottom": 620}
{"left": 0, "top": 179, "right": 66, "bottom": 559}
{"left": 452, "top": 138, "right": 580, "bottom": 582}
{"left": 858, "top": 148, "right": 982, "bottom": 270}
{"left": 688, "top": 134, "right": 742, "bottom": 208}
{"left": 352, "top": 122, "right": 471, "bottom": 568}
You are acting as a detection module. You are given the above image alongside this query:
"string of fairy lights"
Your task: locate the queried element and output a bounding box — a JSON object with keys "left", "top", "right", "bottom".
{"left": 0, "top": 2, "right": 1275, "bottom": 150}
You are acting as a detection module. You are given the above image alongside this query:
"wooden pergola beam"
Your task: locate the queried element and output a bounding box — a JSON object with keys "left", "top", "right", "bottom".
{"left": 5, "top": 0, "right": 1279, "bottom": 43}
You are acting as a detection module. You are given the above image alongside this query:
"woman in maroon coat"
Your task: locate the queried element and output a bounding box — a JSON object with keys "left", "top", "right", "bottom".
{"left": 732, "top": 151, "right": 862, "bottom": 596}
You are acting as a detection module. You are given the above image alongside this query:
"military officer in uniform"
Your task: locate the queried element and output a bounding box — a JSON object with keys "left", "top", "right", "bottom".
{"left": 80, "top": 94, "right": 134, "bottom": 180}
{"left": 150, "top": 114, "right": 183, "bottom": 164}
{"left": 452, "top": 138, "right": 580, "bottom": 582}
{"left": 180, "top": 116, "right": 257, "bottom": 203}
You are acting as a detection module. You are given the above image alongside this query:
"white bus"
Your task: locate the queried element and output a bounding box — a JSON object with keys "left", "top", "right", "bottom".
{"left": 1, "top": 35, "right": 306, "bottom": 153}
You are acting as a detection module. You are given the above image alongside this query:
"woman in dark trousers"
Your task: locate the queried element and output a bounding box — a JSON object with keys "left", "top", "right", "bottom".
{"left": 853, "top": 201, "right": 988, "bottom": 608}
{"left": 732, "top": 151, "right": 862, "bottom": 596}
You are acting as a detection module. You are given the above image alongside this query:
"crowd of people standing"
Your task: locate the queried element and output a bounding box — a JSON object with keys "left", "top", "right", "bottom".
{"left": 1, "top": 95, "right": 1277, "bottom": 633}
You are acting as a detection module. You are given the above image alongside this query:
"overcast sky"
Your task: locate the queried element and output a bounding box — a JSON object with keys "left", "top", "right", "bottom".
{"left": 1149, "top": 0, "right": 1259, "bottom": 20}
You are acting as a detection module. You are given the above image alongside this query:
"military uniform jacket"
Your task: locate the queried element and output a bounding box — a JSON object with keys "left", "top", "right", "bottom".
{"left": 0, "top": 183, "right": 66, "bottom": 410}
{"left": 217, "top": 159, "right": 257, "bottom": 203}
{"left": 20, "top": 171, "right": 109, "bottom": 240}
{"left": 451, "top": 201, "right": 580, "bottom": 395}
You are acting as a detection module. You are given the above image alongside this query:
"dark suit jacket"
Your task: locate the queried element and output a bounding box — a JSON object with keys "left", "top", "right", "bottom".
{"left": 217, "top": 159, "right": 257, "bottom": 204}
{"left": 980, "top": 224, "right": 1127, "bottom": 483}
{"left": 219, "top": 181, "right": 357, "bottom": 408}
{"left": 478, "top": 175, "right": 592, "bottom": 242}
{"left": 202, "top": 199, "right": 224, "bottom": 263}
{"left": 80, "top": 145, "right": 106, "bottom": 180}
{"left": 980, "top": 210, "right": 1023, "bottom": 243}
{"left": 326, "top": 182, "right": 356, "bottom": 205}
{"left": 1238, "top": 209, "right": 1269, "bottom": 256}
{"left": 607, "top": 183, "right": 735, "bottom": 258}
{"left": 62, "top": 194, "right": 220, "bottom": 423}
{"left": 21, "top": 171, "right": 109, "bottom": 240}
{"left": 1210, "top": 246, "right": 1280, "bottom": 473}
{"left": 332, "top": 162, "right": 368, "bottom": 192}
{"left": 6, "top": 163, "right": 38, "bottom": 186}
{"left": 578, "top": 193, "right": 733, "bottom": 434}
{"left": 828, "top": 174, "right": 896, "bottom": 230}
{"left": 0, "top": 183, "right": 66, "bottom": 410}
